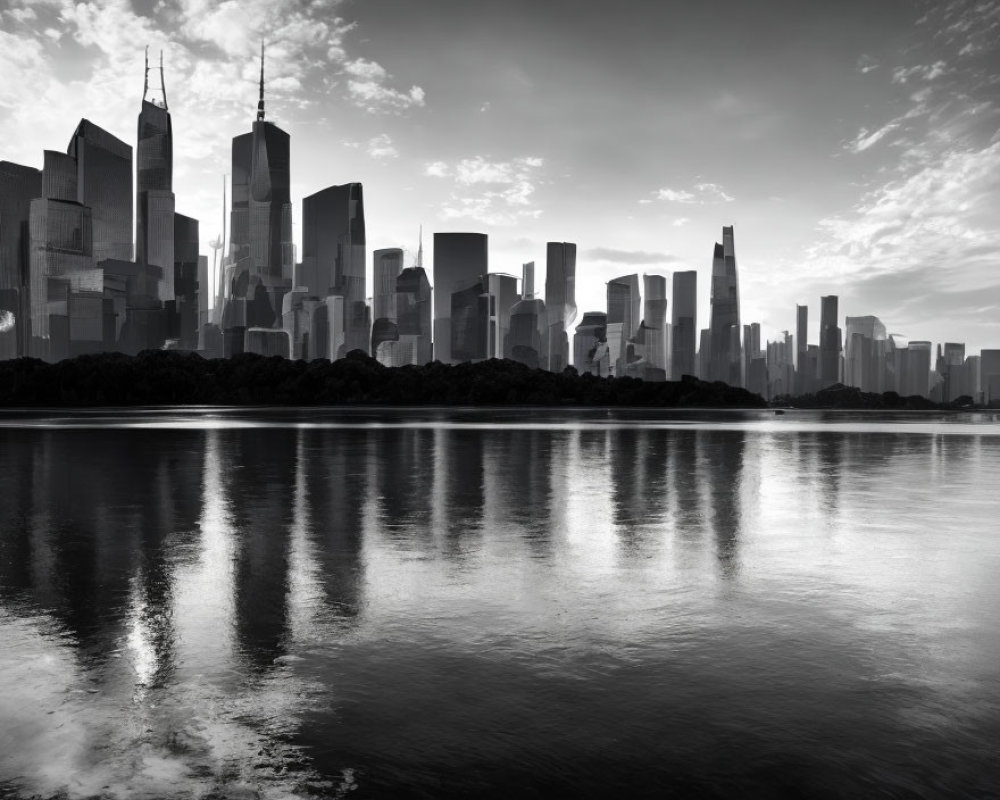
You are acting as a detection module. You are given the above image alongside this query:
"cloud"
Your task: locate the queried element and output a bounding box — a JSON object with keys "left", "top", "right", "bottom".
{"left": 672, "top": 217, "right": 690, "bottom": 227}
{"left": 584, "top": 248, "right": 679, "bottom": 265}
{"left": 366, "top": 133, "right": 398, "bottom": 159}
{"left": 428, "top": 155, "right": 545, "bottom": 225}
{"left": 424, "top": 161, "right": 449, "bottom": 177}
{"left": 650, "top": 182, "right": 734, "bottom": 204}
{"left": 891, "top": 61, "right": 949, "bottom": 84}
{"left": 857, "top": 54, "right": 879, "bottom": 74}
{"left": 655, "top": 188, "right": 695, "bottom": 203}
{"left": 343, "top": 56, "right": 425, "bottom": 113}
{"left": 847, "top": 122, "right": 900, "bottom": 153}
{"left": 815, "top": 140, "right": 1000, "bottom": 268}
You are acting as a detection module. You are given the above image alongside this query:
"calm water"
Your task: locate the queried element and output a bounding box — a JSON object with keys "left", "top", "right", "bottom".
{"left": 1, "top": 408, "right": 999, "bottom": 798}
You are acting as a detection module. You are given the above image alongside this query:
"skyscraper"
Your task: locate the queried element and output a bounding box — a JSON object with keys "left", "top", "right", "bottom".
{"left": 573, "top": 311, "right": 607, "bottom": 375}
{"left": 507, "top": 260, "right": 547, "bottom": 369}
{"left": 640, "top": 273, "right": 667, "bottom": 375}
{"left": 545, "top": 242, "right": 577, "bottom": 372}
{"left": 172, "top": 213, "right": 200, "bottom": 349}
{"left": 606, "top": 273, "right": 640, "bottom": 376}
{"left": 67, "top": 120, "right": 132, "bottom": 265}
{"left": 372, "top": 247, "right": 403, "bottom": 362}
{"left": 224, "top": 44, "right": 293, "bottom": 347}
{"left": 450, "top": 277, "right": 489, "bottom": 363}
{"left": 300, "top": 183, "right": 367, "bottom": 356}
{"left": 670, "top": 270, "right": 696, "bottom": 380}
{"left": 0, "top": 161, "right": 42, "bottom": 359}
{"left": 393, "top": 265, "right": 432, "bottom": 366}
{"left": 844, "top": 315, "right": 886, "bottom": 392}
{"left": 28, "top": 150, "right": 98, "bottom": 361}
{"left": 708, "top": 225, "right": 740, "bottom": 386}
{"left": 136, "top": 49, "right": 175, "bottom": 303}
{"left": 819, "top": 295, "right": 842, "bottom": 386}
{"left": 433, "top": 232, "right": 487, "bottom": 364}
{"left": 485, "top": 272, "right": 518, "bottom": 360}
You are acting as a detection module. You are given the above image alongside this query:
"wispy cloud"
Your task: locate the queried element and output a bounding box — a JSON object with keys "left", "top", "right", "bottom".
{"left": 426, "top": 156, "right": 545, "bottom": 225}
{"left": 367, "top": 133, "right": 398, "bottom": 159}
{"left": 648, "top": 182, "right": 734, "bottom": 204}
{"left": 847, "top": 122, "right": 900, "bottom": 153}
{"left": 857, "top": 54, "right": 879, "bottom": 74}
{"left": 891, "top": 61, "right": 949, "bottom": 84}
{"left": 343, "top": 57, "right": 425, "bottom": 113}
{"left": 584, "top": 248, "right": 679, "bottom": 265}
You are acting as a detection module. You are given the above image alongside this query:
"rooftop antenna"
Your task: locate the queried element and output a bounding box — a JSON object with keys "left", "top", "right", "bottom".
{"left": 416, "top": 224, "right": 423, "bottom": 270}
{"left": 257, "top": 40, "right": 265, "bottom": 121}
{"left": 142, "top": 45, "right": 149, "bottom": 102}
{"left": 159, "top": 50, "right": 168, "bottom": 110}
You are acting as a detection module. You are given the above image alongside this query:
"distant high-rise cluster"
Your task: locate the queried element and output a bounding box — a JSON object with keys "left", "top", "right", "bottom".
{"left": 1, "top": 53, "right": 998, "bottom": 403}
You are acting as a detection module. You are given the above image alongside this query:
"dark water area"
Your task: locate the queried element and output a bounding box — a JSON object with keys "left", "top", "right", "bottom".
{"left": 1, "top": 408, "right": 999, "bottom": 798}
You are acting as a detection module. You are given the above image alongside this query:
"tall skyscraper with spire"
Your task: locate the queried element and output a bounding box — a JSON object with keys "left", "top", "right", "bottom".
{"left": 224, "top": 42, "right": 293, "bottom": 353}
{"left": 136, "top": 48, "right": 175, "bottom": 303}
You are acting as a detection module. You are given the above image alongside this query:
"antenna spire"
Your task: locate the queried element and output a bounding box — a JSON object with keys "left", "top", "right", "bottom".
{"left": 143, "top": 45, "right": 149, "bottom": 102}
{"left": 159, "top": 50, "right": 168, "bottom": 110}
{"left": 257, "top": 40, "right": 265, "bottom": 121}
{"left": 416, "top": 225, "right": 423, "bottom": 270}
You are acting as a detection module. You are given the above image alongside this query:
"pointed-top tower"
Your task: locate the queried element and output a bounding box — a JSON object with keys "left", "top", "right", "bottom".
{"left": 416, "top": 225, "right": 423, "bottom": 270}
{"left": 136, "top": 46, "right": 175, "bottom": 301}
{"left": 143, "top": 45, "right": 149, "bottom": 102}
{"left": 159, "top": 50, "right": 168, "bottom": 110}
{"left": 222, "top": 41, "right": 293, "bottom": 354}
{"left": 257, "top": 40, "right": 266, "bottom": 121}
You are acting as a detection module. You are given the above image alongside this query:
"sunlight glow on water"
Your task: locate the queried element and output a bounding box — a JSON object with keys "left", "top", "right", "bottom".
{"left": 1, "top": 409, "right": 999, "bottom": 798}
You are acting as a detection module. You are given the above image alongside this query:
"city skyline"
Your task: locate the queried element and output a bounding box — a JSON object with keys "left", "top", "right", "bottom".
{"left": 1, "top": 0, "right": 998, "bottom": 353}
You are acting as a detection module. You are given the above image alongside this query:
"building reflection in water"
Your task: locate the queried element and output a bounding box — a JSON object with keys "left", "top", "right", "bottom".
{"left": 301, "top": 428, "right": 367, "bottom": 625}
{"left": 696, "top": 430, "right": 745, "bottom": 579}
{"left": 483, "top": 429, "right": 556, "bottom": 555}
{"left": 372, "top": 427, "right": 435, "bottom": 543}
{"left": 608, "top": 428, "right": 670, "bottom": 560}
{"left": 436, "top": 427, "right": 486, "bottom": 562}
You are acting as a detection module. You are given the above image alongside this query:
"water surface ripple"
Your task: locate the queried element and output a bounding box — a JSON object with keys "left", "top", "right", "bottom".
{"left": 0, "top": 409, "right": 998, "bottom": 798}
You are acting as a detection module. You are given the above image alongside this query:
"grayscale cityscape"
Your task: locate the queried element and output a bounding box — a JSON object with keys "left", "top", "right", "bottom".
{"left": 2, "top": 2, "right": 1000, "bottom": 798}
{"left": 3, "top": 46, "right": 998, "bottom": 403}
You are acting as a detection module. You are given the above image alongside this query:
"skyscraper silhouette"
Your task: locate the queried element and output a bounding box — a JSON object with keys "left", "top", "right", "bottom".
{"left": 0, "top": 161, "right": 41, "bottom": 359}
{"left": 574, "top": 311, "right": 607, "bottom": 376}
{"left": 606, "top": 274, "right": 640, "bottom": 376}
{"left": 433, "top": 232, "right": 487, "bottom": 364}
{"left": 545, "top": 242, "right": 577, "bottom": 372}
{"left": 392, "top": 264, "right": 432, "bottom": 366}
{"left": 300, "top": 183, "right": 368, "bottom": 356}
{"left": 29, "top": 149, "right": 98, "bottom": 360}
{"left": 507, "top": 261, "right": 547, "bottom": 368}
{"left": 224, "top": 44, "right": 293, "bottom": 352}
{"left": 708, "top": 225, "right": 740, "bottom": 386}
{"left": 819, "top": 294, "right": 842, "bottom": 387}
{"left": 670, "top": 270, "right": 696, "bottom": 380}
{"left": 136, "top": 49, "right": 175, "bottom": 303}
{"left": 640, "top": 273, "right": 667, "bottom": 376}
{"left": 372, "top": 247, "right": 403, "bottom": 362}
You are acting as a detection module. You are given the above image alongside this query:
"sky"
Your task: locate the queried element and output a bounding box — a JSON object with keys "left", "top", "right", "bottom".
{"left": 2, "top": 0, "right": 999, "bottom": 354}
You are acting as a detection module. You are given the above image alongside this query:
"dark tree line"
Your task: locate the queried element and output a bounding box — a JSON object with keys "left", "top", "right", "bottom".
{"left": 771, "top": 382, "right": 974, "bottom": 410}
{"left": 0, "top": 350, "right": 769, "bottom": 408}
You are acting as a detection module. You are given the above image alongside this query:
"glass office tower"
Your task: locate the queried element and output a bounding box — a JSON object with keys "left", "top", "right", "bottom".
{"left": 136, "top": 51, "right": 175, "bottom": 302}
{"left": 300, "top": 183, "right": 368, "bottom": 357}
{"left": 433, "top": 232, "right": 487, "bottom": 364}
{"left": 670, "top": 270, "right": 696, "bottom": 380}
{"left": 545, "top": 242, "right": 577, "bottom": 372}
{"left": 0, "top": 161, "right": 42, "bottom": 359}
